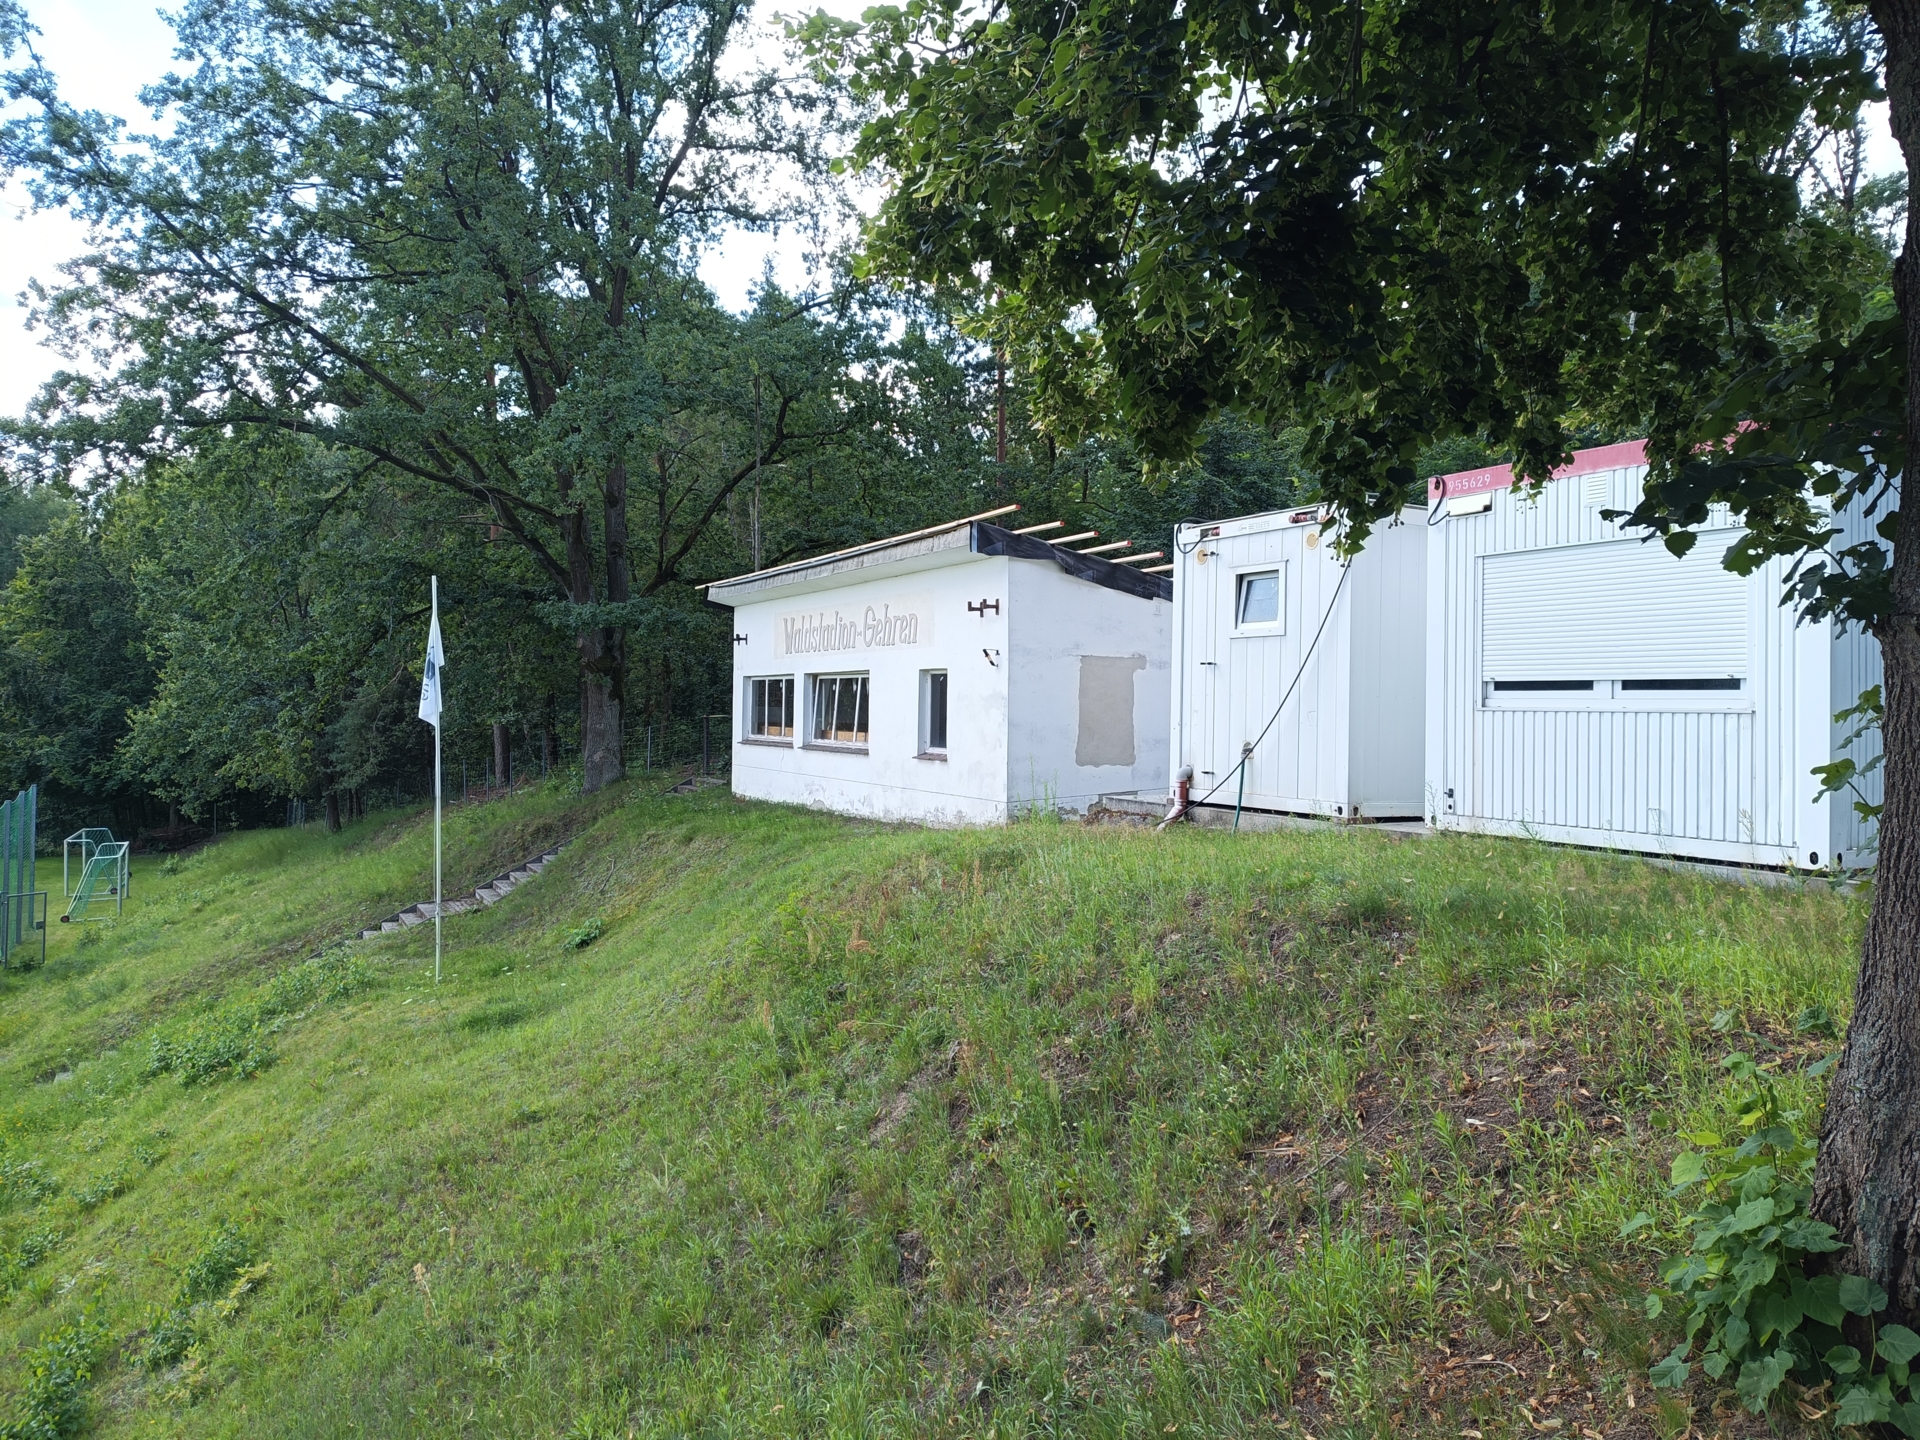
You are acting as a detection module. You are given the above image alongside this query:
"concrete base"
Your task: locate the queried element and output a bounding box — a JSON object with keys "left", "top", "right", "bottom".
{"left": 1184, "top": 804, "right": 1430, "bottom": 836}
{"left": 1089, "top": 792, "right": 1169, "bottom": 824}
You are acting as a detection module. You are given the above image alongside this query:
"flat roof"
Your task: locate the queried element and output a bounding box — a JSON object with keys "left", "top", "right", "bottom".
{"left": 705, "top": 515, "right": 1172, "bottom": 607}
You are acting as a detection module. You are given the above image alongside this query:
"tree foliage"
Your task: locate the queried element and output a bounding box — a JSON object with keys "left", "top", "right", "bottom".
{"left": 0, "top": 0, "right": 855, "bottom": 788}
{"left": 811, "top": 0, "right": 1881, "bottom": 551}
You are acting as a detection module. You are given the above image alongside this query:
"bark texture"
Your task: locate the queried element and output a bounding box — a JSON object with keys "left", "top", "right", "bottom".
{"left": 563, "top": 462, "right": 630, "bottom": 795}
{"left": 1811, "top": 0, "right": 1920, "bottom": 1322}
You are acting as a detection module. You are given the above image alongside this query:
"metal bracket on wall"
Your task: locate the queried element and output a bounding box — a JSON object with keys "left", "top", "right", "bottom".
{"left": 732, "top": 633, "right": 748, "bottom": 645}
{"left": 968, "top": 599, "right": 1001, "bottom": 616}
{"left": 982, "top": 648, "right": 1000, "bottom": 666}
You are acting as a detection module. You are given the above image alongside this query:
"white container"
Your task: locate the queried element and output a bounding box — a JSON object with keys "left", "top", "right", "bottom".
{"left": 1169, "top": 505, "right": 1428, "bottom": 820}
{"left": 706, "top": 519, "right": 1171, "bottom": 824}
{"left": 1424, "top": 441, "right": 1883, "bottom": 868}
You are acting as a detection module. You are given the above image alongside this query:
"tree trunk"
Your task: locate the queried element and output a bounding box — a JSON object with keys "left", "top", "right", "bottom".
{"left": 572, "top": 464, "right": 633, "bottom": 791}
{"left": 542, "top": 695, "right": 557, "bottom": 776}
{"left": 1812, "top": 0, "right": 1920, "bottom": 1323}
{"left": 324, "top": 792, "right": 341, "bottom": 833}
{"left": 493, "top": 721, "right": 512, "bottom": 792}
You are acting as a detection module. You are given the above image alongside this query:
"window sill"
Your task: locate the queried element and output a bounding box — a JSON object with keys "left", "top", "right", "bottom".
{"left": 739, "top": 736, "right": 794, "bottom": 748}
{"left": 805, "top": 742, "right": 870, "bottom": 755}
{"left": 915, "top": 751, "right": 948, "bottom": 762}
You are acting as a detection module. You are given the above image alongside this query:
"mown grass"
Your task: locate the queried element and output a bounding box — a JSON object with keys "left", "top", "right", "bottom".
{"left": 0, "top": 778, "right": 1863, "bottom": 1438}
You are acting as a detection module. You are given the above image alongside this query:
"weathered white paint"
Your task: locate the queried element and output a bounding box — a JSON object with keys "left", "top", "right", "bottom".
{"left": 1424, "top": 444, "right": 1884, "bottom": 868}
{"left": 710, "top": 525, "right": 1170, "bottom": 824}
{"left": 1169, "top": 507, "right": 1428, "bottom": 819}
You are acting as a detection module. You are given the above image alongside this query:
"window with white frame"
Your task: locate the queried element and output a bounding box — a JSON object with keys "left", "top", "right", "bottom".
{"left": 746, "top": 676, "right": 796, "bottom": 740}
{"left": 1235, "top": 569, "right": 1283, "bottom": 629}
{"left": 919, "top": 670, "right": 948, "bottom": 756}
{"left": 810, "top": 674, "right": 870, "bottom": 747}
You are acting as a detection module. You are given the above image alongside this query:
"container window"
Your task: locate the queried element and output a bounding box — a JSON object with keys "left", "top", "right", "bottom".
{"left": 810, "top": 675, "right": 870, "bottom": 747}
{"left": 920, "top": 670, "right": 948, "bottom": 754}
{"left": 1236, "top": 571, "right": 1281, "bottom": 627}
{"left": 1492, "top": 680, "right": 1594, "bottom": 692}
{"left": 1620, "top": 678, "right": 1743, "bottom": 691}
{"left": 748, "top": 676, "right": 796, "bottom": 739}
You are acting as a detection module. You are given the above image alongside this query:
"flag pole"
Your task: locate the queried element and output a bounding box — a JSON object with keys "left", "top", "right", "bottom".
{"left": 432, "top": 576, "right": 442, "bottom": 985}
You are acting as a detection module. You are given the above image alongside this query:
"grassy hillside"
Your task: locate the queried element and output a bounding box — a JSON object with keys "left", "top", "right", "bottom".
{"left": 0, "top": 780, "right": 1861, "bottom": 1438}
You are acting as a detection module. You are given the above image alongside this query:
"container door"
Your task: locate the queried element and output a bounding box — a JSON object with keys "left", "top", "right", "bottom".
{"left": 1208, "top": 527, "right": 1297, "bottom": 807}
{"left": 1186, "top": 536, "right": 1227, "bottom": 793}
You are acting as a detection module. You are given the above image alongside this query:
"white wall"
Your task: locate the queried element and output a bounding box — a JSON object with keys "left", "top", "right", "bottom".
{"left": 1005, "top": 561, "right": 1171, "bottom": 812}
{"left": 727, "top": 554, "right": 1013, "bottom": 824}
{"left": 1824, "top": 491, "right": 1887, "bottom": 867}
{"left": 1424, "top": 459, "right": 1882, "bottom": 867}
{"left": 1346, "top": 518, "right": 1428, "bottom": 816}
{"left": 1169, "top": 510, "right": 1425, "bottom": 818}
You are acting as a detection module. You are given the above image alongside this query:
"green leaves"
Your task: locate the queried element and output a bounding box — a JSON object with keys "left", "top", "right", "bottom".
{"left": 1642, "top": 1049, "right": 1920, "bottom": 1421}
{"left": 1734, "top": 1349, "right": 1793, "bottom": 1410}
{"left": 1836, "top": 1379, "right": 1892, "bottom": 1426}
{"left": 1650, "top": 1344, "right": 1691, "bottom": 1389}
{"left": 1797, "top": 1271, "right": 1847, "bottom": 1326}
{"left": 821, "top": 0, "right": 1886, "bottom": 572}
{"left": 1842, "top": 1275, "right": 1891, "bottom": 1316}
{"left": 1727, "top": 1197, "right": 1777, "bottom": 1233}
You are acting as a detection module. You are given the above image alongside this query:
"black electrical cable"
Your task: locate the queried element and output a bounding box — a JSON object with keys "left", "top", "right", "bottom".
{"left": 1159, "top": 558, "right": 1354, "bottom": 830}
{"left": 1172, "top": 519, "right": 1211, "bottom": 556}
{"left": 1426, "top": 475, "right": 1448, "bottom": 525}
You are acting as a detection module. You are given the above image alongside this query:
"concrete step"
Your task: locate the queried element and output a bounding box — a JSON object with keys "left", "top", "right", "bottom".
{"left": 353, "top": 842, "right": 569, "bottom": 943}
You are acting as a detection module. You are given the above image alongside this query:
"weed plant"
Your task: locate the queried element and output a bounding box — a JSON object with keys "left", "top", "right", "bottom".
{"left": 0, "top": 780, "right": 1869, "bottom": 1437}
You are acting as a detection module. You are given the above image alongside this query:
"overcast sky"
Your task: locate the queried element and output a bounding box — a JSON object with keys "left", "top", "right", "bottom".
{"left": 0, "top": 0, "right": 871, "bottom": 417}
{"left": 0, "top": 0, "right": 1906, "bottom": 420}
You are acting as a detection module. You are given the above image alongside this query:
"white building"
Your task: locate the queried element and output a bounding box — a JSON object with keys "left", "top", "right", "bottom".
{"left": 706, "top": 512, "right": 1172, "bottom": 824}
{"left": 1425, "top": 440, "right": 1884, "bottom": 868}
{"left": 1169, "top": 505, "right": 1428, "bottom": 821}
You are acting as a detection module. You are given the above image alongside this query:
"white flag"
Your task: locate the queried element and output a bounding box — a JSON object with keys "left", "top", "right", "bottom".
{"left": 419, "top": 611, "right": 445, "bottom": 726}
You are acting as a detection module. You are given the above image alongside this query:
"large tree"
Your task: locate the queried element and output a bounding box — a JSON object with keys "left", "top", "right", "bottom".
{"left": 0, "top": 0, "right": 852, "bottom": 791}
{"left": 811, "top": 0, "right": 1920, "bottom": 1315}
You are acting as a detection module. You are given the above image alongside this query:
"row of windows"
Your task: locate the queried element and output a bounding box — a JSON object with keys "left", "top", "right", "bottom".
{"left": 747, "top": 671, "right": 948, "bottom": 755}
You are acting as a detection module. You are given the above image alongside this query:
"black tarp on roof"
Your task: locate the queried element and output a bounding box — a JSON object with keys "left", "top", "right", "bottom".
{"left": 970, "top": 522, "right": 1172, "bottom": 602}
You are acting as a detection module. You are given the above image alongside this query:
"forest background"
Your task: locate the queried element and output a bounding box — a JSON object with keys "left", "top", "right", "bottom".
{"left": 0, "top": 0, "right": 1898, "bottom": 842}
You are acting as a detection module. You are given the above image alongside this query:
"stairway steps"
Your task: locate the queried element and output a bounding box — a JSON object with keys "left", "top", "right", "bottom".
{"left": 354, "top": 844, "right": 568, "bottom": 941}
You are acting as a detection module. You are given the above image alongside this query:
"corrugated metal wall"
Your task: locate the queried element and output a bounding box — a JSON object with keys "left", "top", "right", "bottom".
{"left": 1826, "top": 491, "right": 1887, "bottom": 864}
{"left": 1177, "top": 517, "right": 1352, "bottom": 814}
{"left": 1172, "top": 512, "right": 1425, "bottom": 817}
{"left": 1426, "top": 461, "right": 1874, "bottom": 866}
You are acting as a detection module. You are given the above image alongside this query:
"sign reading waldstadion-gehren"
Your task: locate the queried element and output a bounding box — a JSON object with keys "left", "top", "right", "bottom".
{"left": 778, "top": 599, "right": 933, "bottom": 658}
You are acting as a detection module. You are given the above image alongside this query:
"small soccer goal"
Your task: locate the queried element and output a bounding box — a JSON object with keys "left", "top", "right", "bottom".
{"left": 62, "top": 828, "right": 129, "bottom": 924}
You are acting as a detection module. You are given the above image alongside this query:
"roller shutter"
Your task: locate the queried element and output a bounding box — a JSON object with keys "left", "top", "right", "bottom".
{"left": 1480, "top": 532, "right": 1747, "bottom": 681}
